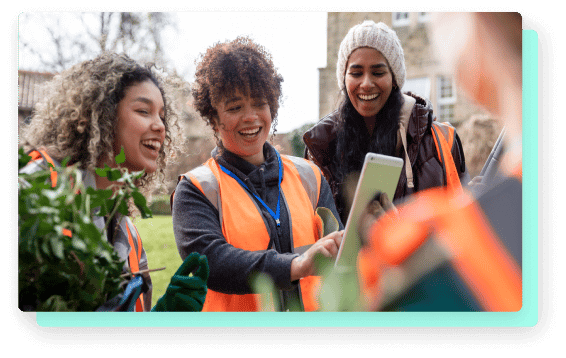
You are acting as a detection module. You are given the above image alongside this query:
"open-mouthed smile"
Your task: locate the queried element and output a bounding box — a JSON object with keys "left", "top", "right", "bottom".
{"left": 358, "top": 93, "right": 379, "bottom": 101}
{"left": 238, "top": 127, "right": 262, "bottom": 137}
{"left": 141, "top": 139, "right": 162, "bottom": 152}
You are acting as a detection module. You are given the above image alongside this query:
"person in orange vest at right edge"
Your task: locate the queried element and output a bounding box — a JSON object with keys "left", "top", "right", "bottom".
{"left": 20, "top": 53, "right": 208, "bottom": 312}
{"left": 354, "top": 12, "right": 523, "bottom": 312}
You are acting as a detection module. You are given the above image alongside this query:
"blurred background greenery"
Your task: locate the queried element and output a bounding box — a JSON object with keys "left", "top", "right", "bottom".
{"left": 134, "top": 215, "right": 181, "bottom": 308}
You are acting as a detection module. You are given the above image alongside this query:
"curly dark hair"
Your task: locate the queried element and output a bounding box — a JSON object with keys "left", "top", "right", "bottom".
{"left": 191, "top": 36, "right": 284, "bottom": 142}
{"left": 21, "top": 52, "right": 181, "bottom": 190}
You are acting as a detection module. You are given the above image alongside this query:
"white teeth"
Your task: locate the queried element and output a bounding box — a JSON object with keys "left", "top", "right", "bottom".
{"left": 359, "top": 93, "right": 379, "bottom": 101}
{"left": 239, "top": 127, "right": 261, "bottom": 135}
{"left": 142, "top": 140, "right": 161, "bottom": 151}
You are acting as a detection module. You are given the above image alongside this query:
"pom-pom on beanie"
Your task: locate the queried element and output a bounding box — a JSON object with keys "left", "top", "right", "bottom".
{"left": 336, "top": 20, "right": 406, "bottom": 92}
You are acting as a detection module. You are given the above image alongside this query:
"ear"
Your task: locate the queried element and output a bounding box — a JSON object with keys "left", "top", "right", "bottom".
{"left": 211, "top": 115, "right": 220, "bottom": 132}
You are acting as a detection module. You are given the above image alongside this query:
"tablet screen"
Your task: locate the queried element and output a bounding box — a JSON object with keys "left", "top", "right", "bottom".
{"left": 335, "top": 153, "right": 403, "bottom": 267}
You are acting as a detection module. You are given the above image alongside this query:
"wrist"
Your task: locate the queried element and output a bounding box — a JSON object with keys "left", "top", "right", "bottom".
{"left": 290, "top": 254, "right": 308, "bottom": 282}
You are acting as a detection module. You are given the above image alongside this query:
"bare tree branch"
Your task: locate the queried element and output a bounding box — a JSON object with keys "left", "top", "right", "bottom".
{"left": 19, "top": 12, "right": 176, "bottom": 72}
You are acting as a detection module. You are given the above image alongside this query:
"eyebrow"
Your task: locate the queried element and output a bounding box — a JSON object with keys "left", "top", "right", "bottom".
{"left": 349, "top": 63, "right": 389, "bottom": 69}
{"left": 223, "top": 96, "right": 243, "bottom": 105}
{"left": 133, "top": 97, "right": 164, "bottom": 108}
{"left": 132, "top": 97, "right": 155, "bottom": 105}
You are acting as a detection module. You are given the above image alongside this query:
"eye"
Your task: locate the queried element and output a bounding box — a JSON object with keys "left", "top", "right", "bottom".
{"left": 348, "top": 71, "right": 362, "bottom": 78}
{"left": 136, "top": 109, "right": 150, "bottom": 115}
{"left": 227, "top": 105, "right": 241, "bottom": 112}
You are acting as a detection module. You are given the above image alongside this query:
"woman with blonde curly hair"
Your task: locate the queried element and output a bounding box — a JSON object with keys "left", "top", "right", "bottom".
{"left": 21, "top": 52, "right": 176, "bottom": 188}
{"left": 20, "top": 52, "right": 208, "bottom": 312}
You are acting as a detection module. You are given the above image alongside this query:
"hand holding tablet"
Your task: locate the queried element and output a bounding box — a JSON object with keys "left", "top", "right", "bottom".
{"left": 335, "top": 153, "right": 403, "bottom": 267}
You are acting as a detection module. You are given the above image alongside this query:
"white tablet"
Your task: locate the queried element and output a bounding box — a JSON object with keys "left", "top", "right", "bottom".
{"left": 335, "top": 153, "right": 404, "bottom": 267}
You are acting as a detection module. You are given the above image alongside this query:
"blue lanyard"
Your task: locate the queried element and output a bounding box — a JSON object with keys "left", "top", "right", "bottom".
{"left": 218, "top": 151, "right": 283, "bottom": 227}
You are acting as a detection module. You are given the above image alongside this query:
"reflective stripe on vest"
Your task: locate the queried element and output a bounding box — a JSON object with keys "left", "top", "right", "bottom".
{"left": 29, "top": 149, "right": 58, "bottom": 189}
{"left": 123, "top": 219, "right": 146, "bottom": 312}
{"left": 28, "top": 150, "right": 71, "bottom": 237}
{"left": 431, "top": 122, "right": 463, "bottom": 195}
{"left": 27, "top": 150, "right": 146, "bottom": 312}
{"left": 358, "top": 187, "right": 522, "bottom": 311}
{"left": 181, "top": 155, "right": 322, "bottom": 312}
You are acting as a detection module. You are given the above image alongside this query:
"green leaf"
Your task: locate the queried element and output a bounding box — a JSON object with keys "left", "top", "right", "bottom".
{"left": 115, "top": 147, "right": 126, "bottom": 165}
{"left": 88, "top": 188, "right": 113, "bottom": 215}
{"left": 71, "top": 237, "right": 87, "bottom": 252}
{"left": 116, "top": 200, "right": 129, "bottom": 216}
{"left": 95, "top": 167, "right": 108, "bottom": 177}
{"left": 18, "top": 148, "right": 32, "bottom": 170}
{"left": 40, "top": 295, "right": 70, "bottom": 312}
{"left": 107, "top": 168, "right": 123, "bottom": 182}
{"left": 50, "top": 237, "right": 65, "bottom": 259}
{"left": 132, "top": 192, "right": 152, "bottom": 219}
{"left": 60, "top": 156, "right": 71, "bottom": 167}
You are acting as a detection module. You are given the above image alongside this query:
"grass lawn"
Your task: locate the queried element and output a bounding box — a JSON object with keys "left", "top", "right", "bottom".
{"left": 133, "top": 215, "right": 182, "bottom": 308}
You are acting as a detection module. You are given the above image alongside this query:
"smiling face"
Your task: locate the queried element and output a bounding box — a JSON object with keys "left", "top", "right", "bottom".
{"left": 345, "top": 47, "right": 394, "bottom": 124}
{"left": 213, "top": 91, "right": 272, "bottom": 166}
{"left": 113, "top": 80, "right": 166, "bottom": 174}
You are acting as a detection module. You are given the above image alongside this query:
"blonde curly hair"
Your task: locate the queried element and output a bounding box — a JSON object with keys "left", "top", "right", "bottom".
{"left": 21, "top": 52, "right": 181, "bottom": 190}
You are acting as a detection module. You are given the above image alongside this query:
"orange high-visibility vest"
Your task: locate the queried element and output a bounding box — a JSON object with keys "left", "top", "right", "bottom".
{"left": 180, "top": 155, "right": 323, "bottom": 312}
{"left": 431, "top": 121, "right": 463, "bottom": 195}
{"left": 357, "top": 186, "right": 522, "bottom": 312}
{"left": 26, "top": 150, "right": 148, "bottom": 312}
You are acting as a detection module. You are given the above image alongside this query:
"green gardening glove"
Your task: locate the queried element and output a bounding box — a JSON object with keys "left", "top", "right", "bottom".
{"left": 151, "top": 252, "right": 209, "bottom": 312}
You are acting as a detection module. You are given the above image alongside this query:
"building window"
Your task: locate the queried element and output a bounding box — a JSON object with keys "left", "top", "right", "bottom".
{"left": 438, "top": 104, "right": 455, "bottom": 123}
{"left": 392, "top": 12, "right": 410, "bottom": 27}
{"left": 418, "top": 12, "right": 431, "bottom": 23}
{"left": 403, "top": 77, "right": 431, "bottom": 100}
{"left": 437, "top": 75, "right": 456, "bottom": 122}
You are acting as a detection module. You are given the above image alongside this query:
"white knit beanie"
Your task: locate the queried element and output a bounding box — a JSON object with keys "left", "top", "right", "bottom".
{"left": 337, "top": 20, "right": 406, "bottom": 92}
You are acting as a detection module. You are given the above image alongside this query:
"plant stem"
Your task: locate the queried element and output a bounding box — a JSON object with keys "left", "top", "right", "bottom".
{"left": 103, "top": 190, "right": 127, "bottom": 233}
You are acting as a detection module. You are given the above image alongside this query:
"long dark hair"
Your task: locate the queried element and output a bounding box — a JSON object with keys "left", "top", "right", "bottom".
{"left": 333, "top": 86, "right": 404, "bottom": 186}
{"left": 329, "top": 86, "right": 404, "bottom": 221}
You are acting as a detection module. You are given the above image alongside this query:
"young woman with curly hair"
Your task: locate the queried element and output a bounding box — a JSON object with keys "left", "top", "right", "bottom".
{"left": 21, "top": 52, "right": 176, "bottom": 189}
{"left": 20, "top": 52, "right": 208, "bottom": 312}
{"left": 172, "top": 37, "right": 344, "bottom": 312}
{"left": 303, "top": 20, "right": 470, "bottom": 223}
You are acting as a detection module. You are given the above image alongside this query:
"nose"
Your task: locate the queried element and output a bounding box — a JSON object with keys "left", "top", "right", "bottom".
{"left": 360, "top": 74, "right": 373, "bottom": 90}
{"left": 151, "top": 115, "right": 166, "bottom": 135}
{"left": 243, "top": 104, "right": 259, "bottom": 122}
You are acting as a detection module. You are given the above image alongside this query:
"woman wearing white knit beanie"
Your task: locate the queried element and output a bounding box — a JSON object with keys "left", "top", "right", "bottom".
{"left": 303, "top": 20, "right": 469, "bottom": 223}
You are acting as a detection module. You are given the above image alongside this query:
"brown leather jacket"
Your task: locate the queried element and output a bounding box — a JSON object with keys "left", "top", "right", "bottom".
{"left": 303, "top": 92, "right": 468, "bottom": 221}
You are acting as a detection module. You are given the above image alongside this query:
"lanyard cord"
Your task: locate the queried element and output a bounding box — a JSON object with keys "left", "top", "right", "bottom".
{"left": 218, "top": 151, "right": 283, "bottom": 227}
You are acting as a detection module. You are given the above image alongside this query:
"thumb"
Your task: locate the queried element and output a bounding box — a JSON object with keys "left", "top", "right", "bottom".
{"left": 175, "top": 252, "right": 200, "bottom": 277}
{"left": 194, "top": 255, "right": 209, "bottom": 282}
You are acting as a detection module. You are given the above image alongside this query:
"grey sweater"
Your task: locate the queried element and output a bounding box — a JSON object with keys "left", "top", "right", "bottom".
{"left": 172, "top": 143, "right": 343, "bottom": 307}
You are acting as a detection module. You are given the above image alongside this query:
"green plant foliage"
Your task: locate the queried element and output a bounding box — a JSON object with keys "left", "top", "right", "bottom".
{"left": 148, "top": 195, "right": 172, "bottom": 216}
{"left": 288, "top": 123, "right": 315, "bottom": 157}
{"left": 18, "top": 147, "right": 153, "bottom": 311}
